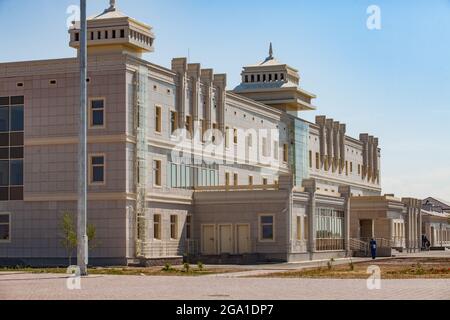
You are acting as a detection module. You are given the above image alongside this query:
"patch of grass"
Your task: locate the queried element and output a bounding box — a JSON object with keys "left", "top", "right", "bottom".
{"left": 0, "top": 265, "right": 246, "bottom": 277}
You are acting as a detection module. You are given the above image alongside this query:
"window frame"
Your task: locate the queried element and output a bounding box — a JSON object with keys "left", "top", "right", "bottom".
{"left": 153, "top": 159, "right": 162, "bottom": 187}
{"left": 258, "top": 214, "right": 275, "bottom": 242}
{"left": 153, "top": 214, "right": 161, "bottom": 240}
{"left": 89, "top": 154, "right": 106, "bottom": 185}
{"left": 170, "top": 110, "right": 178, "bottom": 136}
{"left": 185, "top": 214, "right": 193, "bottom": 240}
{"left": 273, "top": 141, "right": 279, "bottom": 160}
{"left": 88, "top": 97, "right": 106, "bottom": 129}
{"left": 283, "top": 144, "right": 289, "bottom": 163}
{"left": 170, "top": 215, "right": 178, "bottom": 240}
{"left": 0, "top": 213, "right": 11, "bottom": 243}
{"left": 154, "top": 105, "right": 162, "bottom": 134}
{"left": 225, "top": 172, "right": 230, "bottom": 186}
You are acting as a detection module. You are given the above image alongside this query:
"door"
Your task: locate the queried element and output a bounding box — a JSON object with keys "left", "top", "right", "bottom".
{"left": 359, "top": 219, "right": 373, "bottom": 240}
{"left": 236, "top": 224, "right": 250, "bottom": 254}
{"left": 219, "top": 225, "right": 233, "bottom": 254}
{"left": 430, "top": 227, "right": 435, "bottom": 247}
{"left": 202, "top": 225, "right": 216, "bottom": 255}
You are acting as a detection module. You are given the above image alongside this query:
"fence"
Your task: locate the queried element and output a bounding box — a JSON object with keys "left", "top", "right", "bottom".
{"left": 137, "top": 240, "right": 199, "bottom": 258}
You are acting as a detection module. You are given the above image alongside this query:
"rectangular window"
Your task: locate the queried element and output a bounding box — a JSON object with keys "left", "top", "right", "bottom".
{"left": 120, "top": 29, "right": 125, "bottom": 38}
{"left": 0, "top": 161, "right": 8, "bottom": 186}
{"left": 309, "top": 151, "right": 313, "bottom": 168}
{"left": 186, "top": 215, "right": 192, "bottom": 240}
{"left": 225, "top": 127, "right": 230, "bottom": 148}
{"left": 262, "top": 178, "right": 268, "bottom": 185}
{"left": 273, "top": 141, "right": 279, "bottom": 160}
{"left": 200, "top": 119, "right": 205, "bottom": 142}
{"left": 10, "top": 106, "right": 24, "bottom": 132}
{"left": 283, "top": 144, "right": 289, "bottom": 162}
{"left": 260, "top": 215, "right": 274, "bottom": 241}
{"left": 185, "top": 116, "right": 193, "bottom": 137}
{"left": 112, "top": 30, "right": 116, "bottom": 39}
{"left": 248, "top": 176, "right": 253, "bottom": 186}
{"left": 155, "top": 106, "right": 162, "bottom": 133}
{"left": 90, "top": 155, "right": 105, "bottom": 184}
{"left": 0, "top": 96, "right": 24, "bottom": 201}
{"left": 0, "top": 107, "right": 9, "bottom": 132}
{"left": 225, "top": 172, "right": 230, "bottom": 186}
{"left": 170, "top": 215, "right": 178, "bottom": 239}
{"left": 0, "top": 213, "right": 10, "bottom": 241}
{"left": 345, "top": 161, "right": 348, "bottom": 176}
{"left": 90, "top": 99, "right": 105, "bottom": 127}
{"left": 233, "top": 128, "right": 238, "bottom": 144}
{"left": 153, "top": 214, "right": 161, "bottom": 240}
{"left": 153, "top": 160, "right": 161, "bottom": 187}
{"left": 262, "top": 137, "right": 268, "bottom": 157}
{"left": 247, "top": 134, "right": 253, "bottom": 148}
{"left": 350, "top": 162, "right": 353, "bottom": 173}
{"left": 296, "top": 216, "right": 302, "bottom": 240}
{"left": 170, "top": 111, "right": 178, "bottom": 135}
{"left": 316, "top": 152, "right": 320, "bottom": 169}
{"left": 10, "top": 160, "right": 23, "bottom": 186}
{"left": 233, "top": 173, "right": 238, "bottom": 186}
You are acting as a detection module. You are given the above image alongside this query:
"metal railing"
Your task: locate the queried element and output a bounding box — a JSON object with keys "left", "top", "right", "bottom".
{"left": 361, "top": 237, "right": 393, "bottom": 248}
{"left": 315, "top": 238, "right": 344, "bottom": 251}
{"left": 350, "top": 238, "right": 368, "bottom": 256}
{"left": 194, "top": 184, "right": 279, "bottom": 192}
{"left": 137, "top": 240, "right": 199, "bottom": 258}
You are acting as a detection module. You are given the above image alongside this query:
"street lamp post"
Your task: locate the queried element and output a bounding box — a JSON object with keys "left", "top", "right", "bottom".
{"left": 77, "top": 0, "right": 88, "bottom": 276}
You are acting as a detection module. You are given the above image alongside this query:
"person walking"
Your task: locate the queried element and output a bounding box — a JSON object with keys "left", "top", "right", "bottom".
{"left": 370, "top": 238, "right": 377, "bottom": 260}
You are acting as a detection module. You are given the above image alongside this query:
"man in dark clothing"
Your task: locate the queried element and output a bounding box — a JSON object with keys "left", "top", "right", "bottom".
{"left": 370, "top": 238, "right": 377, "bottom": 259}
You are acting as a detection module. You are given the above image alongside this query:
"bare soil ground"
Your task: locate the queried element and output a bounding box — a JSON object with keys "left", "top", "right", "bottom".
{"left": 263, "top": 257, "right": 450, "bottom": 279}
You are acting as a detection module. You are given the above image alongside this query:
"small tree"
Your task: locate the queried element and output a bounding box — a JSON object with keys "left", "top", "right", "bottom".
{"left": 59, "top": 211, "right": 97, "bottom": 266}
{"left": 60, "top": 212, "right": 77, "bottom": 265}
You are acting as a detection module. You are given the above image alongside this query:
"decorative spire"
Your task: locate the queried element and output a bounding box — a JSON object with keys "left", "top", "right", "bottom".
{"left": 269, "top": 42, "right": 273, "bottom": 59}
{"left": 107, "top": 0, "right": 117, "bottom": 11}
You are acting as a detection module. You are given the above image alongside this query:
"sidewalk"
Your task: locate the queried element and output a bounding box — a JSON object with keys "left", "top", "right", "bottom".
{"left": 206, "top": 250, "right": 450, "bottom": 278}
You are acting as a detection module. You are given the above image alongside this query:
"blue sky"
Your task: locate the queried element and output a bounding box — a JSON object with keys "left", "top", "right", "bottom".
{"left": 1, "top": 0, "right": 449, "bottom": 200}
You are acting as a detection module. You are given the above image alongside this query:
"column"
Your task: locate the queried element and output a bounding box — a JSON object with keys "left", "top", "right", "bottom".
{"left": 200, "top": 69, "right": 213, "bottom": 131}
{"left": 302, "top": 179, "right": 317, "bottom": 258}
{"left": 171, "top": 58, "right": 188, "bottom": 130}
{"left": 338, "top": 185, "right": 352, "bottom": 255}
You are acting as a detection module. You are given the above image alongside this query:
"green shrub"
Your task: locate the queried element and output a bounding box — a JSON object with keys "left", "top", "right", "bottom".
{"left": 327, "top": 258, "right": 334, "bottom": 270}
{"left": 349, "top": 259, "right": 355, "bottom": 271}
{"left": 162, "top": 263, "right": 172, "bottom": 272}
{"left": 183, "top": 263, "right": 191, "bottom": 273}
{"left": 197, "top": 262, "right": 204, "bottom": 271}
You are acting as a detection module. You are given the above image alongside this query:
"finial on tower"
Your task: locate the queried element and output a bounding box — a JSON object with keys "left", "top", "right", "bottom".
{"left": 269, "top": 42, "right": 273, "bottom": 59}
{"left": 108, "top": 0, "right": 117, "bottom": 11}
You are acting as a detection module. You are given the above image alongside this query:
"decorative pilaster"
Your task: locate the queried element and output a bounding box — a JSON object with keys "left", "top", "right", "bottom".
{"left": 338, "top": 185, "right": 353, "bottom": 255}
{"left": 302, "top": 178, "right": 317, "bottom": 257}
{"left": 200, "top": 69, "right": 213, "bottom": 132}
{"left": 171, "top": 58, "right": 188, "bottom": 131}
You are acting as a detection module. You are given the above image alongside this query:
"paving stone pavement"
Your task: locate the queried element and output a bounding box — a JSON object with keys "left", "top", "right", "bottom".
{"left": 0, "top": 272, "right": 449, "bottom": 300}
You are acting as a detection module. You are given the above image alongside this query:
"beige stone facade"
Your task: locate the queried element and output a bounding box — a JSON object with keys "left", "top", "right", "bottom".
{"left": 0, "top": 2, "right": 446, "bottom": 266}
